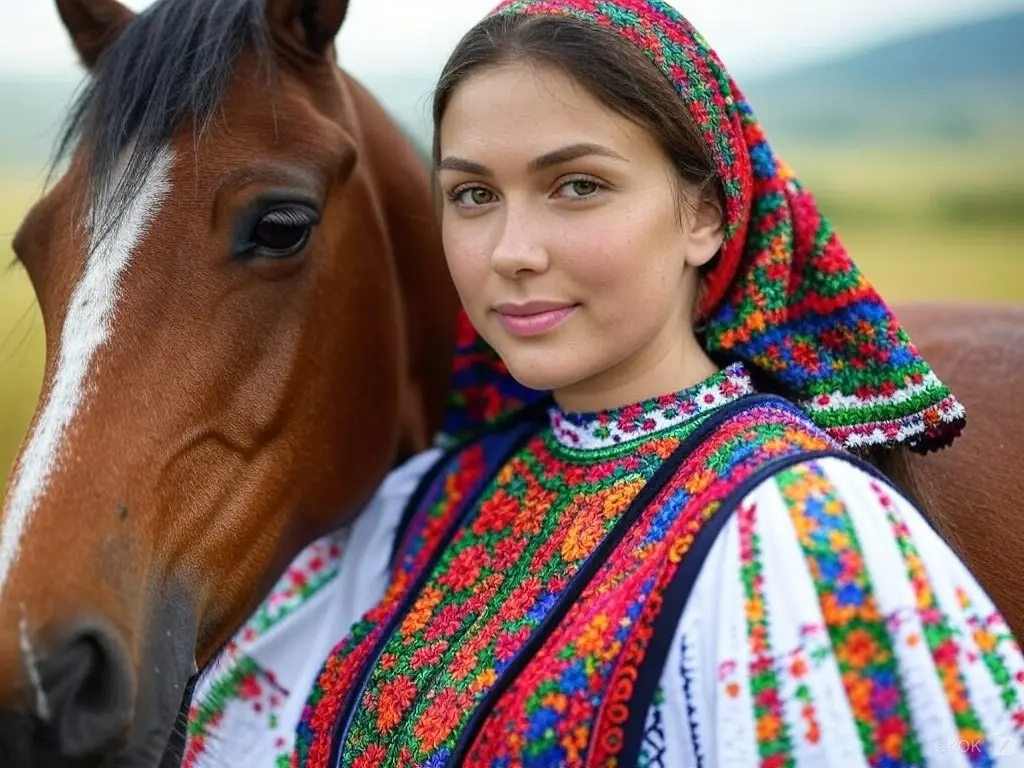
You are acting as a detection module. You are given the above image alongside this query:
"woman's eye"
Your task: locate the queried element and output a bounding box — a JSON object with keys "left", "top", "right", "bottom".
{"left": 249, "top": 207, "right": 318, "bottom": 259}
{"left": 562, "top": 179, "right": 600, "bottom": 197}
{"left": 454, "top": 187, "right": 495, "bottom": 206}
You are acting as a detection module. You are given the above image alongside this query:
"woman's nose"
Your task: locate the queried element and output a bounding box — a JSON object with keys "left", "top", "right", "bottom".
{"left": 489, "top": 210, "right": 550, "bottom": 278}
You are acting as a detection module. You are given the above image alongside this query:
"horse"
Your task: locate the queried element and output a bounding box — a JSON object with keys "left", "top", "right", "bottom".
{"left": 0, "top": 0, "right": 459, "bottom": 764}
{"left": 1, "top": 0, "right": 1021, "bottom": 765}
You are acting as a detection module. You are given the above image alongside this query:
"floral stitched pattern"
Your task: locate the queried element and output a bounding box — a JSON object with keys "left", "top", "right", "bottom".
{"left": 871, "top": 480, "right": 999, "bottom": 764}
{"left": 550, "top": 363, "right": 754, "bottom": 450}
{"left": 294, "top": 368, "right": 792, "bottom": 765}
{"left": 462, "top": 405, "right": 836, "bottom": 768}
{"left": 954, "top": 585, "right": 1024, "bottom": 731}
{"left": 183, "top": 656, "right": 289, "bottom": 767}
{"left": 776, "top": 463, "right": 923, "bottom": 766}
{"left": 294, "top": 427, "right": 536, "bottom": 767}
{"left": 296, "top": 373, "right": 847, "bottom": 768}
{"left": 244, "top": 538, "right": 345, "bottom": 637}
{"left": 717, "top": 624, "right": 829, "bottom": 766}
{"left": 789, "top": 642, "right": 825, "bottom": 749}
{"left": 736, "top": 501, "right": 796, "bottom": 764}
{"left": 337, "top": 430, "right": 690, "bottom": 764}
{"left": 183, "top": 537, "right": 345, "bottom": 767}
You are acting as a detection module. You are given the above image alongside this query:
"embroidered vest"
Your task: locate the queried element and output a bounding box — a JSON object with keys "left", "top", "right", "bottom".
{"left": 294, "top": 394, "right": 849, "bottom": 767}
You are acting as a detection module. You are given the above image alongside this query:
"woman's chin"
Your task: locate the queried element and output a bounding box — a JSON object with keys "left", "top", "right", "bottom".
{"left": 500, "top": 350, "right": 587, "bottom": 395}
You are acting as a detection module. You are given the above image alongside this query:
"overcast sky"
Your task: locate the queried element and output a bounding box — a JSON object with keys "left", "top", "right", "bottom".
{"left": 2, "top": 0, "right": 1023, "bottom": 80}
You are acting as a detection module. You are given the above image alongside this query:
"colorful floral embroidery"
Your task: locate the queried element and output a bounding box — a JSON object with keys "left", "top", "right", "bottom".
{"left": 736, "top": 501, "right": 795, "bottom": 764}
{"left": 463, "top": 403, "right": 835, "bottom": 768}
{"left": 183, "top": 656, "right": 289, "bottom": 768}
{"left": 184, "top": 536, "right": 345, "bottom": 767}
{"left": 872, "top": 480, "right": 998, "bottom": 764}
{"left": 790, "top": 645, "right": 823, "bottom": 748}
{"left": 336, "top": 426, "right": 694, "bottom": 763}
{"left": 294, "top": 430, "right": 529, "bottom": 767}
{"left": 777, "top": 463, "right": 924, "bottom": 766}
{"left": 550, "top": 362, "right": 754, "bottom": 450}
{"left": 296, "top": 367, "right": 843, "bottom": 767}
{"left": 955, "top": 585, "right": 1024, "bottom": 725}
{"left": 286, "top": 355, "right": 1019, "bottom": 768}
{"left": 718, "top": 621, "right": 830, "bottom": 759}
{"left": 247, "top": 538, "right": 345, "bottom": 638}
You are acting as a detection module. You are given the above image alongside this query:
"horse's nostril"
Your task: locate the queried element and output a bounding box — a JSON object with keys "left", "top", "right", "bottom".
{"left": 39, "top": 620, "right": 135, "bottom": 758}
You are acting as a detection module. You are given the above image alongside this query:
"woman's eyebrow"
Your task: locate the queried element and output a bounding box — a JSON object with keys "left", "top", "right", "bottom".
{"left": 437, "top": 142, "right": 627, "bottom": 175}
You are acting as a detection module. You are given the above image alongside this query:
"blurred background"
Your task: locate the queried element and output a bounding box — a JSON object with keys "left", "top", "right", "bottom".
{"left": 1, "top": 0, "right": 1023, "bottom": 492}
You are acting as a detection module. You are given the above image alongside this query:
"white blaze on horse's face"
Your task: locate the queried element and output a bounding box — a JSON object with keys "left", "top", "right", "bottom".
{"left": 0, "top": 147, "right": 174, "bottom": 601}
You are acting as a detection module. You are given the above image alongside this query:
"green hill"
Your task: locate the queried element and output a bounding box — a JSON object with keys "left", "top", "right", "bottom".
{"left": 742, "top": 9, "right": 1024, "bottom": 143}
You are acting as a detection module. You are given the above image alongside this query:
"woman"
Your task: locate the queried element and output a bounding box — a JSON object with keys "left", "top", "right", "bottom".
{"left": 185, "top": 1, "right": 1024, "bottom": 766}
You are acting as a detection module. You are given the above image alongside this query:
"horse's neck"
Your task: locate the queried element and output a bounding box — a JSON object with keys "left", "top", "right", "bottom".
{"left": 338, "top": 69, "right": 461, "bottom": 462}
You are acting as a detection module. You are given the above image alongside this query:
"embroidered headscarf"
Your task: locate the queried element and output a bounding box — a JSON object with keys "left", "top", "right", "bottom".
{"left": 438, "top": 0, "right": 965, "bottom": 455}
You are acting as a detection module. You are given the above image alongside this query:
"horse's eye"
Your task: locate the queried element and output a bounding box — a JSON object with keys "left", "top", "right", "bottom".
{"left": 250, "top": 206, "right": 318, "bottom": 259}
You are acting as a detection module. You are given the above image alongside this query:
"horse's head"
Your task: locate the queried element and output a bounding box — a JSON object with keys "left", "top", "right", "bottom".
{"left": 0, "top": 0, "right": 456, "bottom": 763}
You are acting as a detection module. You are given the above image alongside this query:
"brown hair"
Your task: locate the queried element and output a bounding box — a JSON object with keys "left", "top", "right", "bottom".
{"left": 431, "top": 12, "right": 723, "bottom": 219}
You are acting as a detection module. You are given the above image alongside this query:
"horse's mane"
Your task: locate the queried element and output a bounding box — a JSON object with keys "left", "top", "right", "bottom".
{"left": 54, "top": 0, "right": 274, "bottom": 243}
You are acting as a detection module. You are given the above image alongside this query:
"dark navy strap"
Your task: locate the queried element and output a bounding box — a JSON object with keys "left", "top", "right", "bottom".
{"left": 387, "top": 441, "right": 470, "bottom": 572}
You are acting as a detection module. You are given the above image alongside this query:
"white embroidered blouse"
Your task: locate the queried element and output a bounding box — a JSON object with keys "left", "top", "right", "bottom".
{"left": 183, "top": 387, "right": 1024, "bottom": 768}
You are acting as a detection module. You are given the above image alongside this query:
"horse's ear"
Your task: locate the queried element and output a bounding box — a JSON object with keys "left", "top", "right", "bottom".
{"left": 56, "top": 0, "right": 134, "bottom": 70}
{"left": 265, "top": 0, "right": 350, "bottom": 59}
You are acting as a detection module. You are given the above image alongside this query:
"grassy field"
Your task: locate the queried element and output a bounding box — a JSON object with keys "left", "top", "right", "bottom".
{"left": 2, "top": 142, "right": 1023, "bottom": 494}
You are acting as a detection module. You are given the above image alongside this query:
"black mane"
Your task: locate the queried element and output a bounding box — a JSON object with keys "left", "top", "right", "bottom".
{"left": 55, "top": 0, "right": 273, "bottom": 241}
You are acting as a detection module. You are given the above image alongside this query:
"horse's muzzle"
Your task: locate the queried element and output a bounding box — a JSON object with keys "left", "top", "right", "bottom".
{"left": 0, "top": 619, "right": 134, "bottom": 767}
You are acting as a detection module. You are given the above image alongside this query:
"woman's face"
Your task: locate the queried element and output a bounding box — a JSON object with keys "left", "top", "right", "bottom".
{"left": 437, "top": 61, "right": 722, "bottom": 409}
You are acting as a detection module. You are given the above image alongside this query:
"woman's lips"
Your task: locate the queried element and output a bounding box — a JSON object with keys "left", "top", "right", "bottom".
{"left": 493, "top": 302, "right": 578, "bottom": 337}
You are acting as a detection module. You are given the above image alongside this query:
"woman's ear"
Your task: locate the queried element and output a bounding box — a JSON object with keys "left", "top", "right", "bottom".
{"left": 684, "top": 195, "right": 725, "bottom": 269}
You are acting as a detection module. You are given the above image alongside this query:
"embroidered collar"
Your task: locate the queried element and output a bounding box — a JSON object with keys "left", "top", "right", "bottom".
{"left": 548, "top": 362, "right": 755, "bottom": 451}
